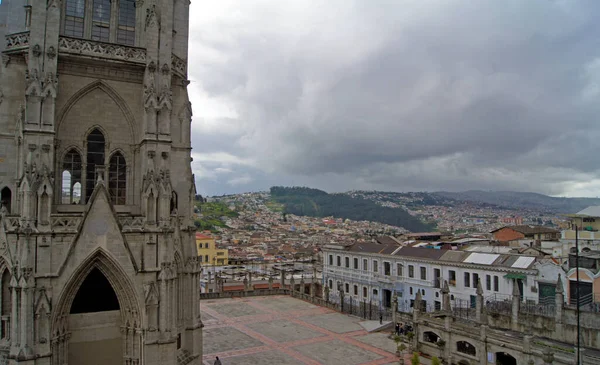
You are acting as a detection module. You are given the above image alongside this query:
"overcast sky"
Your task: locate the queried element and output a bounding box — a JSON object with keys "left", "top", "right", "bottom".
{"left": 188, "top": 0, "right": 600, "bottom": 198}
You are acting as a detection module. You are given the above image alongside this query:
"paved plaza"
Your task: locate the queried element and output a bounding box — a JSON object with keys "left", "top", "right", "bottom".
{"left": 201, "top": 295, "right": 402, "bottom": 365}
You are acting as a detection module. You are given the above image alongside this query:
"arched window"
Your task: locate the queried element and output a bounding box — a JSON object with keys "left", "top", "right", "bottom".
{"left": 108, "top": 152, "right": 126, "bottom": 205}
{"left": 457, "top": 341, "right": 477, "bottom": 356}
{"left": 62, "top": 149, "right": 82, "bottom": 204}
{"left": 86, "top": 129, "right": 105, "bottom": 202}
{"left": 0, "top": 187, "right": 11, "bottom": 213}
{"left": 1, "top": 269, "right": 11, "bottom": 339}
{"left": 423, "top": 331, "right": 441, "bottom": 344}
{"left": 62, "top": 0, "right": 136, "bottom": 46}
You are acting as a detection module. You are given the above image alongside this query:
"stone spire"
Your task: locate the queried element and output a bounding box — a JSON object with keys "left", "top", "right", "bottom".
{"left": 556, "top": 274, "right": 564, "bottom": 294}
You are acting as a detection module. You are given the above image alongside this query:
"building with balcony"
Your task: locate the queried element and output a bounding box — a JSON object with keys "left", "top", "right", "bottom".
{"left": 0, "top": 0, "right": 202, "bottom": 363}
{"left": 562, "top": 206, "right": 600, "bottom": 248}
{"left": 196, "top": 233, "right": 229, "bottom": 266}
{"left": 322, "top": 242, "right": 560, "bottom": 312}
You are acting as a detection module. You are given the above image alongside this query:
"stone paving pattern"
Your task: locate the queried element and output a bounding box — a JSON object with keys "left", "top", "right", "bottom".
{"left": 201, "top": 295, "right": 402, "bottom": 365}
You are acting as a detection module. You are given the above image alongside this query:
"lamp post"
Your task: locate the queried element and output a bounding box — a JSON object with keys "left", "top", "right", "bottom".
{"left": 575, "top": 225, "right": 580, "bottom": 365}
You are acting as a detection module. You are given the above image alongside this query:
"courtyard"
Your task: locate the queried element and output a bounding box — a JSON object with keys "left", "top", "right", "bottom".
{"left": 201, "top": 295, "right": 401, "bottom": 365}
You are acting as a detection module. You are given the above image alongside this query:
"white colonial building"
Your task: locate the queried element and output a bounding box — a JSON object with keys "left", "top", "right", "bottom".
{"left": 322, "top": 241, "right": 564, "bottom": 312}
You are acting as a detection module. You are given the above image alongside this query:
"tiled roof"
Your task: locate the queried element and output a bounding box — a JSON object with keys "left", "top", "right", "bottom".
{"left": 491, "top": 225, "right": 559, "bottom": 235}
{"left": 348, "top": 242, "right": 399, "bottom": 254}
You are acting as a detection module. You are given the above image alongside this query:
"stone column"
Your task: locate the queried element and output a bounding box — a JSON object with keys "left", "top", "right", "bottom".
{"left": 10, "top": 278, "right": 19, "bottom": 355}
{"left": 476, "top": 278, "right": 484, "bottom": 324}
{"left": 412, "top": 291, "right": 422, "bottom": 350}
{"left": 248, "top": 271, "right": 253, "bottom": 291}
{"left": 555, "top": 275, "right": 564, "bottom": 340}
{"left": 300, "top": 276, "right": 305, "bottom": 295}
{"left": 159, "top": 270, "right": 168, "bottom": 333}
{"left": 268, "top": 276, "right": 273, "bottom": 290}
{"left": 391, "top": 294, "right": 398, "bottom": 325}
{"left": 441, "top": 280, "right": 451, "bottom": 313}
{"left": 280, "top": 271, "right": 285, "bottom": 289}
{"left": 243, "top": 276, "right": 249, "bottom": 292}
{"left": 290, "top": 275, "right": 295, "bottom": 294}
{"left": 511, "top": 279, "right": 520, "bottom": 331}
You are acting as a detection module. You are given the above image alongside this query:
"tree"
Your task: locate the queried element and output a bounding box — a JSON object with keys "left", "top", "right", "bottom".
{"left": 411, "top": 352, "right": 420, "bottom": 365}
{"left": 431, "top": 357, "right": 441, "bottom": 365}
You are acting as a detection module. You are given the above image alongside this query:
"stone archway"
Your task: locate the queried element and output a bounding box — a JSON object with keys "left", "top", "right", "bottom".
{"left": 496, "top": 351, "right": 517, "bottom": 365}
{"left": 51, "top": 250, "right": 141, "bottom": 365}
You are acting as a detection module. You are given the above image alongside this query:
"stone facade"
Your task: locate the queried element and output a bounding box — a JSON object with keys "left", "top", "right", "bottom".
{"left": 0, "top": 0, "right": 202, "bottom": 363}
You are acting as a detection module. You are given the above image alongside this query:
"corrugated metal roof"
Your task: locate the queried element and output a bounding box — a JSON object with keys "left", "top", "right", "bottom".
{"left": 576, "top": 206, "right": 600, "bottom": 216}
{"left": 439, "top": 250, "right": 468, "bottom": 263}
{"left": 393, "top": 246, "right": 447, "bottom": 260}
{"left": 463, "top": 253, "right": 500, "bottom": 265}
{"left": 512, "top": 256, "right": 536, "bottom": 269}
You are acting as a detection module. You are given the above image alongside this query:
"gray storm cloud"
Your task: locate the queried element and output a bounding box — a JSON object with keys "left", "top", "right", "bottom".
{"left": 188, "top": 0, "right": 600, "bottom": 197}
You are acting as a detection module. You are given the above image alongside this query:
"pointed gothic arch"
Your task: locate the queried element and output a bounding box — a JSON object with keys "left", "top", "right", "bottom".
{"left": 52, "top": 248, "right": 140, "bottom": 326}
{"left": 52, "top": 249, "right": 141, "bottom": 365}
{"left": 0, "top": 187, "right": 11, "bottom": 214}
{"left": 56, "top": 80, "right": 136, "bottom": 140}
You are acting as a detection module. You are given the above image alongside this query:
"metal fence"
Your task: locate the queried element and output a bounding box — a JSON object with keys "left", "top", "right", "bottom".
{"left": 573, "top": 293, "right": 600, "bottom": 313}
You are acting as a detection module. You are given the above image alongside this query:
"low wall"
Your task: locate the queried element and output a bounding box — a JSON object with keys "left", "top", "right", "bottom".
{"left": 199, "top": 288, "right": 289, "bottom": 300}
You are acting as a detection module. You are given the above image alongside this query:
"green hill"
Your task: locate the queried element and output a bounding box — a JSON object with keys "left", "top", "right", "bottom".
{"left": 193, "top": 200, "right": 238, "bottom": 232}
{"left": 270, "top": 186, "right": 432, "bottom": 232}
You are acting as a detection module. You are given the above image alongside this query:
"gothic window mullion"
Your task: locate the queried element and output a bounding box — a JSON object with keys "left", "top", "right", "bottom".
{"left": 109, "top": 0, "right": 118, "bottom": 43}
{"left": 84, "top": 0, "right": 93, "bottom": 38}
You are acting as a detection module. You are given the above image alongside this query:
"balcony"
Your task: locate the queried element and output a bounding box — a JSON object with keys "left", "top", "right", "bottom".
{"left": 58, "top": 36, "right": 147, "bottom": 64}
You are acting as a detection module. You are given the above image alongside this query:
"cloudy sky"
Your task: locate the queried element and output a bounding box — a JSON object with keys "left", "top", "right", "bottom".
{"left": 188, "top": 0, "right": 600, "bottom": 198}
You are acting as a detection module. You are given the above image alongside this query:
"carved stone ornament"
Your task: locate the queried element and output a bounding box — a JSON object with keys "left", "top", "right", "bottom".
{"left": 5, "top": 32, "right": 30, "bottom": 52}
{"left": 46, "top": 46, "right": 57, "bottom": 59}
{"left": 147, "top": 61, "right": 156, "bottom": 73}
{"left": 171, "top": 54, "right": 186, "bottom": 76}
{"left": 58, "top": 37, "right": 147, "bottom": 63}
{"left": 146, "top": 5, "right": 159, "bottom": 28}
{"left": 161, "top": 63, "right": 170, "bottom": 75}
{"left": 32, "top": 44, "right": 42, "bottom": 57}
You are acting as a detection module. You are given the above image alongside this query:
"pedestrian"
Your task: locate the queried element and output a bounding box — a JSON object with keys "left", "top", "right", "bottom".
{"left": 395, "top": 323, "right": 400, "bottom": 336}
{"left": 214, "top": 356, "right": 222, "bottom": 365}
{"left": 379, "top": 313, "right": 383, "bottom": 324}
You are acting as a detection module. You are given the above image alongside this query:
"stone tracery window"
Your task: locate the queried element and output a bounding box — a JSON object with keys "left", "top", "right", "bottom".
{"left": 62, "top": 149, "right": 82, "bottom": 204}
{"left": 108, "top": 152, "right": 127, "bottom": 205}
{"left": 62, "top": 0, "right": 136, "bottom": 46}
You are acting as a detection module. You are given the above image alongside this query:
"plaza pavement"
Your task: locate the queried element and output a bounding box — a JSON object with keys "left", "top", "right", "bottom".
{"left": 201, "top": 295, "right": 406, "bottom": 365}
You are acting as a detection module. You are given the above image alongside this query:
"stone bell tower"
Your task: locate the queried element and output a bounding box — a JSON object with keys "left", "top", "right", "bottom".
{"left": 0, "top": 0, "right": 202, "bottom": 363}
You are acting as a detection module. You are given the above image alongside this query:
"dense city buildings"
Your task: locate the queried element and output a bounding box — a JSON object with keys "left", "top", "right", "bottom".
{"left": 0, "top": 0, "right": 202, "bottom": 363}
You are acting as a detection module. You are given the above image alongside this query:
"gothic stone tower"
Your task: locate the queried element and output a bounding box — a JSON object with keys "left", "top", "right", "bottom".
{"left": 0, "top": 0, "right": 202, "bottom": 362}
